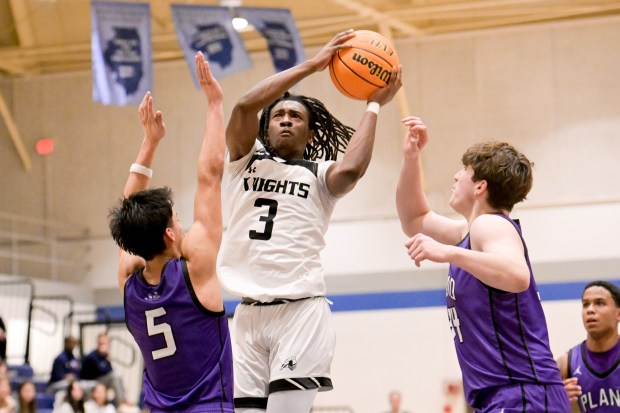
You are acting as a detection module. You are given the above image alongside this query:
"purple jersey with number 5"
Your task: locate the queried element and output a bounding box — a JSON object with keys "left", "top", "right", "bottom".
{"left": 124, "top": 258, "right": 233, "bottom": 412}
{"left": 446, "top": 214, "right": 563, "bottom": 407}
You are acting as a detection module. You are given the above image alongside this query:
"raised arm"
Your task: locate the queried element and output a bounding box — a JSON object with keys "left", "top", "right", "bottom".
{"left": 226, "top": 29, "right": 356, "bottom": 161}
{"left": 117, "top": 91, "right": 166, "bottom": 293}
{"left": 325, "top": 65, "right": 402, "bottom": 197}
{"left": 396, "top": 116, "right": 466, "bottom": 244}
{"left": 180, "top": 53, "right": 226, "bottom": 311}
{"left": 123, "top": 92, "right": 166, "bottom": 198}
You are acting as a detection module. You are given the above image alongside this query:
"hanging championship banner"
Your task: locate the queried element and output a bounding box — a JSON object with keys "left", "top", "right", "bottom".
{"left": 91, "top": 1, "right": 152, "bottom": 106}
{"left": 171, "top": 4, "right": 252, "bottom": 85}
{"left": 236, "top": 7, "right": 305, "bottom": 72}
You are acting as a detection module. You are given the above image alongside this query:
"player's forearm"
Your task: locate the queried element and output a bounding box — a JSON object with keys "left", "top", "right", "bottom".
{"left": 236, "top": 59, "right": 318, "bottom": 113}
{"left": 341, "top": 112, "right": 378, "bottom": 175}
{"left": 327, "top": 112, "right": 377, "bottom": 196}
{"left": 123, "top": 137, "right": 161, "bottom": 198}
{"left": 198, "top": 103, "right": 225, "bottom": 184}
{"left": 396, "top": 155, "right": 430, "bottom": 236}
{"left": 133, "top": 136, "right": 160, "bottom": 168}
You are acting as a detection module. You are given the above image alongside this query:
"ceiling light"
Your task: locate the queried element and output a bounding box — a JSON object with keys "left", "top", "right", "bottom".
{"left": 232, "top": 17, "right": 249, "bottom": 31}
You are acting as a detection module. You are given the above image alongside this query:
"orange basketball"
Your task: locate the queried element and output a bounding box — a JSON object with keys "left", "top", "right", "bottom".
{"left": 329, "top": 30, "right": 399, "bottom": 101}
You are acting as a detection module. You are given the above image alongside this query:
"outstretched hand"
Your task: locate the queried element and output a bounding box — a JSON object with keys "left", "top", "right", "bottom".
{"left": 311, "top": 29, "right": 356, "bottom": 71}
{"left": 368, "top": 64, "right": 403, "bottom": 106}
{"left": 138, "top": 91, "right": 166, "bottom": 144}
{"left": 401, "top": 116, "right": 428, "bottom": 158}
{"left": 195, "top": 52, "right": 223, "bottom": 104}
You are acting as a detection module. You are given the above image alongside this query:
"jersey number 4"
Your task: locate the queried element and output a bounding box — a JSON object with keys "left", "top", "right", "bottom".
{"left": 249, "top": 198, "right": 278, "bottom": 240}
{"left": 145, "top": 307, "right": 177, "bottom": 360}
{"left": 447, "top": 306, "right": 464, "bottom": 343}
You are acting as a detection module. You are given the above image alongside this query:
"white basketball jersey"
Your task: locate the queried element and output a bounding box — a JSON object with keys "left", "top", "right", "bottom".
{"left": 218, "top": 141, "right": 338, "bottom": 302}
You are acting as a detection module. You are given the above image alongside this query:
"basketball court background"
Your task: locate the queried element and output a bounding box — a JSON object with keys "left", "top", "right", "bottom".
{"left": 1, "top": 11, "right": 619, "bottom": 413}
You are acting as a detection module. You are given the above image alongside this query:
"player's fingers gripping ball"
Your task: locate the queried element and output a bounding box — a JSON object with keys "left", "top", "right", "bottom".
{"left": 329, "top": 30, "right": 400, "bottom": 100}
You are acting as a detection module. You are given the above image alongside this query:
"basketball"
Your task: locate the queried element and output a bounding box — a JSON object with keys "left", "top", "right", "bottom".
{"left": 329, "top": 30, "right": 399, "bottom": 100}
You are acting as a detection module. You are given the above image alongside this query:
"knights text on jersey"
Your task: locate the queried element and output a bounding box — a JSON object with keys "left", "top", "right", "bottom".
{"left": 218, "top": 140, "right": 338, "bottom": 301}
{"left": 124, "top": 259, "right": 234, "bottom": 412}
{"left": 446, "top": 214, "right": 564, "bottom": 407}
{"left": 568, "top": 341, "right": 620, "bottom": 412}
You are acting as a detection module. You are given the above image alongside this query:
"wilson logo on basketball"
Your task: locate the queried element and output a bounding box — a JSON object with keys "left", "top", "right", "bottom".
{"left": 329, "top": 30, "right": 399, "bottom": 100}
{"left": 351, "top": 52, "right": 391, "bottom": 82}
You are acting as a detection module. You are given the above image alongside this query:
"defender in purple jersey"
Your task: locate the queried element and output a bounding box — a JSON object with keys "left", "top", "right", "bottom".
{"left": 396, "top": 117, "right": 570, "bottom": 412}
{"left": 108, "top": 53, "right": 232, "bottom": 413}
{"left": 557, "top": 281, "right": 620, "bottom": 412}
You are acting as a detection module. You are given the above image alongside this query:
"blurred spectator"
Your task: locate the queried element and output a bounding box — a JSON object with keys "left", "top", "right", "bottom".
{"left": 79, "top": 334, "right": 126, "bottom": 406}
{"left": 0, "top": 377, "right": 16, "bottom": 413}
{"left": 0, "top": 316, "right": 6, "bottom": 361}
{"left": 0, "top": 360, "right": 8, "bottom": 380}
{"left": 383, "top": 390, "right": 412, "bottom": 413}
{"left": 16, "top": 381, "right": 36, "bottom": 413}
{"left": 48, "top": 337, "right": 80, "bottom": 394}
{"left": 53, "top": 380, "right": 84, "bottom": 413}
{"left": 84, "top": 383, "right": 115, "bottom": 413}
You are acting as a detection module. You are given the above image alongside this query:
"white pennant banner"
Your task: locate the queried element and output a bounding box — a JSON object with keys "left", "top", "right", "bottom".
{"left": 171, "top": 4, "right": 252, "bottom": 85}
{"left": 91, "top": 1, "right": 152, "bottom": 106}
{"left": 236, "top": 7, "right": 305, "bottom": 72}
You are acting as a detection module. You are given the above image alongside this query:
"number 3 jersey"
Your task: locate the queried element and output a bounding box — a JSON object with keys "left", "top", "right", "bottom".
{"left": 446, "top": 214, "right": 563, "bottom": 406}
{"left": 124, "top": 258, "right": 234, "bottom": 412}
{"left": 218, "top": 140, "right": 338, "bottom": 302}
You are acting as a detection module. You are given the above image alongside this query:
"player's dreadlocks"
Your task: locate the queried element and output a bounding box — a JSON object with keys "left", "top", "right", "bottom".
{"left": 258, "top": 92, "right": 356, "bottom": 161}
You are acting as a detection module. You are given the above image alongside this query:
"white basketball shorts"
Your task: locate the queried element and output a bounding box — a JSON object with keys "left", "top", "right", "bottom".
{"left": 231, "top": 296, "right": 336, "bottom": 408}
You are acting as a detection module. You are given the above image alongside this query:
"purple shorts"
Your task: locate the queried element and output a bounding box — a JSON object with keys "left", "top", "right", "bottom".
{"left": 472, "top": 382, "right": 571, "bottom": 412}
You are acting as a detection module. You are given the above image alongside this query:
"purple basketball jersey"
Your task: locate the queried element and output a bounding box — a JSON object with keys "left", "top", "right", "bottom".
{"left": 124, "top": 258, "right": 233, "bottom": 412}
{"left": 446, "top": 214, "right": 566, "bottom": 410}
{"left": 569, "top": 341, "right": 620, "bottom": 412}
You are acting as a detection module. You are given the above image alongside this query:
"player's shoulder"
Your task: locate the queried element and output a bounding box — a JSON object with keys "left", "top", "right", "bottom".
{"left": 471, "top": 213, "right": 515, "bottom": 233}
{"left": 474, "top": 212, "right": 512, "bottom": 223}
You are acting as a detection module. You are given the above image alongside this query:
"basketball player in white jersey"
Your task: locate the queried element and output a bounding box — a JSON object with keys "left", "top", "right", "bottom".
{"left": 218, "top": 29, "right": 402, "bottom": 412}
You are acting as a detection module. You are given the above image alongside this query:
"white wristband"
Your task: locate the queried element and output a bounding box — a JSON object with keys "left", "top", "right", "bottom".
{"left": 366, "top": 102, "right": 380, "bottom": 115}
{"left": 130, "top": 163, "right": 153, "bottom": 178}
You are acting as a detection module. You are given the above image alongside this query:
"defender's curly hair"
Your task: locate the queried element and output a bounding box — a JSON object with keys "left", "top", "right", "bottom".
{"left": 258, "top": 92, "right": 355, "bottom": 161}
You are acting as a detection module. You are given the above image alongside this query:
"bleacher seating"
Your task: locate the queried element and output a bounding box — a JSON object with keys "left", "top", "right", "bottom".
{"left": 36, "top": 392, "right": 56, "bottom": 411}
{"left": 8, "top": 363, "right": 56, "bottom": 413}
{"left": 33, "top": 378, "right": 48, "bottom": 393}
{"left": 8, "top": 363, "right": 33, "bottom": 380}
